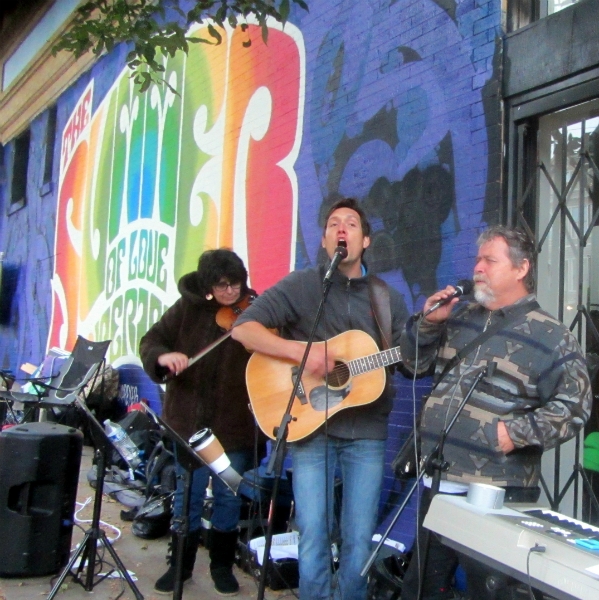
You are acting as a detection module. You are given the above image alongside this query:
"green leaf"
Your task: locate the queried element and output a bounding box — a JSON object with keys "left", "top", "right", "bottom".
{"left": 207, "top": 23, "right": 222, "bottom": 44}
{"left": 139, "top": 77, "right": 152, "bottom": 93}
{"left": 260, "top": 20, "right": 269, "bottom": 44}
{"left": 279, "top": 0, "right": 290, "bottom": 22}
{"left": 53, "top": 0, "right": 310, "bottom": 93}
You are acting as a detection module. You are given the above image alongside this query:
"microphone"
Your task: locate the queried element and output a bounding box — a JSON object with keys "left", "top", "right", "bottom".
{"left": 323, "top": 244, "right": 349, "bottom": 283}
{"left": 424, "top": 279, "right": 474, "bottom": 317}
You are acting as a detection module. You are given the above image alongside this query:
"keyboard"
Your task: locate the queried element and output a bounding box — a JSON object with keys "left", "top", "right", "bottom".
{"left": 423, "top": 494, "right": 599, "bottom": 600}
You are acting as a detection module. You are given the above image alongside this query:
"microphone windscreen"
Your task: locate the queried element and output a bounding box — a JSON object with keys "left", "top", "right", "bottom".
{"left": 457, "top": 279, "right": 474, "bottom": 295}
{"left": 336, "top": 245, "right": 348, "bottom": 258}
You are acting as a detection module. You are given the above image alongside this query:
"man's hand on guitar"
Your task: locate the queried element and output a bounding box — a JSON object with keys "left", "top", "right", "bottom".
{"left": 298, "top": 342, "right": 337, "bottom": 379}
{"left": 157, "top": 352, "right": 189, "bottom": 376}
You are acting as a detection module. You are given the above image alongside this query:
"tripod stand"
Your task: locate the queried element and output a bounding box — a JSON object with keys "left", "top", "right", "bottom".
{"left": 538, "top": 431, "right": 599, "bottom": 520}
{"left": 48, "top": 399, "right": 144, "bottom": 600}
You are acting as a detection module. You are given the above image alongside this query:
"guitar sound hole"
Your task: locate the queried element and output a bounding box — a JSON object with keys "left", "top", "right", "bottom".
{"left": 328, "top": 362, "right": 350, "bottom": 388}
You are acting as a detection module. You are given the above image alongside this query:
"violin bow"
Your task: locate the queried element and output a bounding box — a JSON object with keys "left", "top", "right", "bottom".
{"left": 187, "top": 330, "right": 232, "bottom": 368}
{"left": 160, "top": 330, "right": 233, "bottom": 382}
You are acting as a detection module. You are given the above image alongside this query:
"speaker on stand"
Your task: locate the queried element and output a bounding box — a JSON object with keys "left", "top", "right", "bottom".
{"left": 0, "top": 422, "right": 83, "bottom": 577}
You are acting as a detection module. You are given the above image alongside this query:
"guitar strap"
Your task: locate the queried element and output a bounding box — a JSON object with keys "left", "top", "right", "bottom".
{"left": 368, "top": 275, "right": 392, "bottom": 351}
{"left": 433, "top": 299, "right": 540, "bottom": 389}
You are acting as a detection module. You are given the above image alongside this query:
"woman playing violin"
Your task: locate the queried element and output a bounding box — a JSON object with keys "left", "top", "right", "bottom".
{"left": 139, "top": 249, "right": 264, "bottom": 596}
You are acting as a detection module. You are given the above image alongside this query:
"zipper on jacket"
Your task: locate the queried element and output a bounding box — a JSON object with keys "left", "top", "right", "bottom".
{"left": 470, "top": 310, "right": 493, "bottom": 367}
{"left": 483, "top": 310, "right": 493, "bottom": 332}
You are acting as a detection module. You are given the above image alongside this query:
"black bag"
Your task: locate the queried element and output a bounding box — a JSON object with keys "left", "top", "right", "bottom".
{"left": 130, "top": 437, "right": 177, "bottom": 540}
{"left": 131, "top": 495, "right": 172, "bottom": 539}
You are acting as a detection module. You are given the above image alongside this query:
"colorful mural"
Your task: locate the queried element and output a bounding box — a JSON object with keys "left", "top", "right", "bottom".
{"left": 49, "top": 22, "right": 304, "bottom": 361}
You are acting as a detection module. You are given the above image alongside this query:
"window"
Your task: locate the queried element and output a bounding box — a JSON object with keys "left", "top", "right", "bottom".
{"left": 545, "top": 0, "right": 580, "bottom": 16}
{"left": 41, "top": 105, "right": 57, "bottom": 194}
{"left": 8, "top": 128, "right": 30, "bottom": 213}
{"left": 509, "top": 98, "right": 599, "bottom": 517}
{"left": 508, "top": 0, "right": 583, "bottom": 32}
{"left": 536, "top": 100, "right": 599, "bottom": 332}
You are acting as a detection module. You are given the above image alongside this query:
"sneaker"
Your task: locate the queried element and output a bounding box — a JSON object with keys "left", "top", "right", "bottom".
{"left": 211, "top": 566, "right": 239, "bottom": 596}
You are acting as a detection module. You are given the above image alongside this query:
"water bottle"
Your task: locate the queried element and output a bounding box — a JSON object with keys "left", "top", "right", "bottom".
{"left": 103, "top": 419, "right": 141, "bottom": 469}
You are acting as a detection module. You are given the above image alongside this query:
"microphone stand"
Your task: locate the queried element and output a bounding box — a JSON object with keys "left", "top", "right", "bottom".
{"left": 256, "top": 270, "right": 338, "bottom": 600}
{"left": 360, "top": 361, "right": 496, "bottom": 583}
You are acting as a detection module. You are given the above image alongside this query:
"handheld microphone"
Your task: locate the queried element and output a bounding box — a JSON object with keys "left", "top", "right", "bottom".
{"left": 424, "top": 279, "right": 473, "bottom": 317}
{"left": 323, "top": 244, "right": 349, "bottom": 283}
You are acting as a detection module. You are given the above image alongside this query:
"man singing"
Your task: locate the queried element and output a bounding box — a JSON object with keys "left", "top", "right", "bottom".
{"left": 400, "top": 225, "right": 592, "bottom": 599}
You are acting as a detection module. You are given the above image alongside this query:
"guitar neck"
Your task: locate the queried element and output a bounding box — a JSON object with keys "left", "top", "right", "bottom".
{"left": 347, "top": 346, "right": 402, "bottom": 376}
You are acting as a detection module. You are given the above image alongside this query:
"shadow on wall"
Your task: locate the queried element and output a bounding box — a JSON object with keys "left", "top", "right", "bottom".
{"left": 314, "top": 132, "right": 457, "bottom": 304}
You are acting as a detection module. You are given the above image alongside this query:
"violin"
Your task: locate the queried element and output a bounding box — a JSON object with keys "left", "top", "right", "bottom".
{"left": 215, "top": 293, "right": 255, "bottom": 330}
{"left": 161, "top": 293, "right": 255, "bottom": 381}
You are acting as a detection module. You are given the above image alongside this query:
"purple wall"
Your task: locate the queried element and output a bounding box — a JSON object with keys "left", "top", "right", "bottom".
{"left": 0, "top": 0, "right": 503, "bottom": 552}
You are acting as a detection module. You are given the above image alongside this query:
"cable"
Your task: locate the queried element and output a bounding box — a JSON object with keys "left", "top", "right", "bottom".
{"left": 526, "top": 544, "right": 545, "bottom": 600}
{"left": 73, "top": 497, "right": 122, "bottom": 544}
{"left": 322, "top": 303, "right": 336, "bottom": 600}
{"left": 412, "top": 317, "right": 424, "bottom": 600}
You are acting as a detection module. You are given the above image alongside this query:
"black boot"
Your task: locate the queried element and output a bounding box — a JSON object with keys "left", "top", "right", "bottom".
{"left": 154, "top": 529, "right": 201, "bottom": 595}
{"left": 209, "top": 529, "right": 240, "bottom": 596}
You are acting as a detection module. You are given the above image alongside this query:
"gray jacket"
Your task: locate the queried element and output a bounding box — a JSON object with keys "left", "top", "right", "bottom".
{"left": 235, "top": 265, "right": 409, "bottom": 440}
{"left": 400, "top": 294, "right": 592, "bottom": 487}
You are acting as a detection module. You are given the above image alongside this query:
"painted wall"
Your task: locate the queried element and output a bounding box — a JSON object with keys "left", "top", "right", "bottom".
{"left": 0, "top": 0, "right": 502, "bottom": 549}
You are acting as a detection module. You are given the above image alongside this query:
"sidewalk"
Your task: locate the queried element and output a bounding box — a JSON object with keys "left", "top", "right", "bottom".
{"left": 0, "top": 445, "right": 296, "bottom": 600}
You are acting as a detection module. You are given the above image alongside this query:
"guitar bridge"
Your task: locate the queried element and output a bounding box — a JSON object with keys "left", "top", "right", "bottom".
{"left": 290, "top": 367, "right": 308, "bottom": 404}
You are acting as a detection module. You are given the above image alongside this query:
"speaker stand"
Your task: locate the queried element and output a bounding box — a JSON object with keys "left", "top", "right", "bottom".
{"left": 47, "top": 405, "right": 144, "bottom": 600}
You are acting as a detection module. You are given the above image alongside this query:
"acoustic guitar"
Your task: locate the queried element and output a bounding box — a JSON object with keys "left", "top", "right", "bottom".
{"left": 245, "top": 329, "right": 402, "bottom": 442}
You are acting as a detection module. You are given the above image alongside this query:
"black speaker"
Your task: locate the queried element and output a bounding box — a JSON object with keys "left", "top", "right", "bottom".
{"left": 0, "top": 422, "right": 83, "bottom": 577}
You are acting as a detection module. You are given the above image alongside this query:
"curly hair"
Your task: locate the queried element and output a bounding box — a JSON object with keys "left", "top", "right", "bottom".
{"left": 196, "top": 249, "right": 249, "bottom": 296}
{"left": 477, "top": 226, "right": 536, "bottom": 292}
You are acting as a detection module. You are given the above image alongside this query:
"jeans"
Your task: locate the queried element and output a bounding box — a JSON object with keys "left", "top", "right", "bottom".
{"left": 173, "top": 449, "right": 253, "bottom": 533}
{"left": 290, "top": 435, "right": 385, "bottom": 600}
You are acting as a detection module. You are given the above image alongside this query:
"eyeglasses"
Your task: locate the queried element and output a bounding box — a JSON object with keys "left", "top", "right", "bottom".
{"left": 213, "top": 281, "right": 242, "bottom": 292}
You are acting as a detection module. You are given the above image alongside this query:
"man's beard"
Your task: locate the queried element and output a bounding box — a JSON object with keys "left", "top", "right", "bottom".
{"left": 474, "top": 279, "right": 495, "bottom": 308}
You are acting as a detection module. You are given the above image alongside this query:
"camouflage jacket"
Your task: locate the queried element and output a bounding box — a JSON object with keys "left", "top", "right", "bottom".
{"left": 400, "top": 294, "right": 592, "bottom": 488}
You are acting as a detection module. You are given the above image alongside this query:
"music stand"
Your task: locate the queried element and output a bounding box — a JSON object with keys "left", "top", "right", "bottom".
{"left": 141, "top": 401, "right": 243, "bottom": 600}
{"left": 0, "top": 369, "right": 15, "bottom": 425}
{"left": 0, "top": 336, "right": 111, "bottom": 411}
{"left": 47, "top": 397, "right": 144, "bottom": 600}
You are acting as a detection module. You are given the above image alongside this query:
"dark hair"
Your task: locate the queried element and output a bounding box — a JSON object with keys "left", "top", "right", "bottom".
{"left": 477, "top": 226, "right": 536, "bottom": 292}
{"left": 322, "top": 198, "right": 371, "bottom": 237}
{"left": 196, "top": 249, "right": 248, "bottom": 296}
